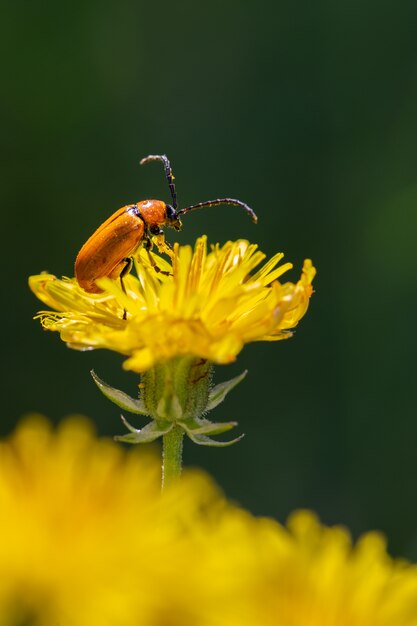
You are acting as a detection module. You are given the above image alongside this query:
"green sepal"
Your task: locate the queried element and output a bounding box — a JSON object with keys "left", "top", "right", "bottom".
{"left": 141, "top": 357, "right": 212, "bottom": 421}
{"left": 179, "top": 416, "right": 238, "bottom": 436}
{"left": 186, "top": 431, "right": 245, "bottom": 447}
{"left": 206, "top": 370, "right": 248, "bottom": 411}
{"left": 114, "top": 414, "right": 173, "bottom": 444}
{"left": 91, "top": 370, "right": 148, "bottom": 415}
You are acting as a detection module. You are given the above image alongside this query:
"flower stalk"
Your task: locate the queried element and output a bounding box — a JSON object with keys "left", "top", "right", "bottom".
{"left": 162, "top": 426, "right": 184, "bottom": 488}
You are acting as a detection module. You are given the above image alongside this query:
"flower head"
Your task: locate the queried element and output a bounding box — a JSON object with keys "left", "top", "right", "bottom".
{"left": 2, "top": 416, "right": 417, "bottom": 626}
{"left": 29, "top": 236, "right": 315, "bottom": 373}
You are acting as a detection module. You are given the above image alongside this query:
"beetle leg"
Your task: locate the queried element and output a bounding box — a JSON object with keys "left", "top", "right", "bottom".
{"left": 143, "top": 232, "right": 154, "bottom": 251}
{"left": 146, "top": 225, "right": 174, "bottom": 259}
{"left": 146, "top": 248, "right": 172, "bottom": 277}
{"left": 120, "top": 257, "right": 133, "bottom": 281}
{"left": 154, "top": 232, "right": 174, "bottom": 259}
{"left": 120, "top": 257, "right": 133, "bottom": 320}
{"left": 143, "top": 230, "right": 173, "bottom": 275}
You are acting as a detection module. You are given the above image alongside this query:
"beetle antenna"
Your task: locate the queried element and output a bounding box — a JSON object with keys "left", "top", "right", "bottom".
{"left": 177, "top": 198, "right": 258, "bottom": 224}
{"left": 140, "top": 154, "right": 177, "bottom": 211}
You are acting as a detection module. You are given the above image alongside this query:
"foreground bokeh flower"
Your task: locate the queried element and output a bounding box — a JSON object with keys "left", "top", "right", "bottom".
{"left": 29, "top": 236, "right": 316, "bottom": 373}
{"left": 1, "top": 416, "right": 417, "bottom": 626}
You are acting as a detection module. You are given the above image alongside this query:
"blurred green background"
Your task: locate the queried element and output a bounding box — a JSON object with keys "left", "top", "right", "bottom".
{"left": 2, "top": 1, "right": 417, "bottom": 557}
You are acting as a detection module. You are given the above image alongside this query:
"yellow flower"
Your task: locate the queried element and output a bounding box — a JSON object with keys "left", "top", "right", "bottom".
{"left": 29, "top": 236, "right": 316, "bottom": 373}
{"left": 1, "top": 416, "right": 417, "bottom": 626}
{"left": 214, "top": 512, "right": 417, "bottom": 626}
{"left": 0, "top": 415, "right": 222, "bottom": 626}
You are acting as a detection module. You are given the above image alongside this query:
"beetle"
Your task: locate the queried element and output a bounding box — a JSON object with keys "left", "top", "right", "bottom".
{"left": 75, "top": 154, "right": 257, "bottom": 297}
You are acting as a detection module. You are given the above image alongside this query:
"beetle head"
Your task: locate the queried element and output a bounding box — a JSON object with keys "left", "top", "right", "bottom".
{"left": 166, "top": 204, "right": 183, "bottom": 231}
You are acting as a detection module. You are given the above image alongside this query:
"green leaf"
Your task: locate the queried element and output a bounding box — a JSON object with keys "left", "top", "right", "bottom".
{"left": 114, "top": 416, "right": 173, "bottom": 444}
{"left": 186, "top": 431, "right": 245, "bottom": 447}
{"left": 206, "top": 370, "right": 248, "bottom": 411}
{"left": 91, "top": 370, "right": 148, "bottom": 415}
{"left": 179, "top": 417, "right": 238, "bottom": 436}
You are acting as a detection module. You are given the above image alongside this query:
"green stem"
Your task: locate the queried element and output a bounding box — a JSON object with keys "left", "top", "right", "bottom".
{"left": 162, "top": 426, "right": 184, "bottom": 489}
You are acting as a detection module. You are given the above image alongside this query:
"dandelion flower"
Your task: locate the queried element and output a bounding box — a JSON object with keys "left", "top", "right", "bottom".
{"left": 29, "top": 236, "right": 315, "bottom": 373}
{"left": 1, "top": 416, "right": 417, "bottom": 626}
{"left": 29, "top": 236, "right": 316, "bottom": 457}
{"left": 214, "top": 511, "right": 417, "bottom": 626}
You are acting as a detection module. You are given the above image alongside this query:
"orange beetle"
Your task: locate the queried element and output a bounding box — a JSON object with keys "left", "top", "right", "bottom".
{"left": 75, "top": 154, "right": 257, "bottom": 296}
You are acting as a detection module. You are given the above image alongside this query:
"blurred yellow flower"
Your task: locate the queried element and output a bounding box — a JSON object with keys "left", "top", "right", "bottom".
{"left": 0, "top": 415, "right": 220, "bottom": 626}
{"left": 29, "top": 236, "right": 316, "bottom": 372}
{"left": 1, "top": 416, "right": 417, "bottom": 626}
{"left": 216, "top": 512, "right": 417, "bottom": 626}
